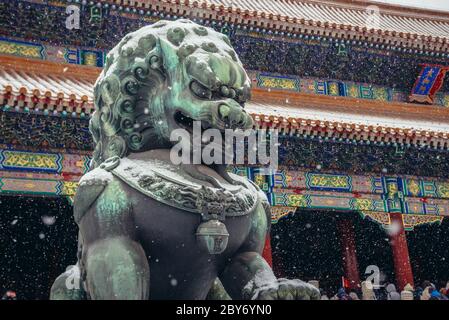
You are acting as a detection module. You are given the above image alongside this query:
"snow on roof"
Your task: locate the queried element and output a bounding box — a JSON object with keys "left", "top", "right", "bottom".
{"left": 207, "top": 0, "right": 449, "bottom": 38}
{"left": 247, "top": 100, "right": 449, "bottom": 133}
{"left": 1, "top": 56, "right": 449, "bottom": 138}
{"left": 0, "top": 68, "right": 93, "bottom": 103}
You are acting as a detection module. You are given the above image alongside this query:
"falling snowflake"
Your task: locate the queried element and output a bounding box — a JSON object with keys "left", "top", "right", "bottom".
{"left": 386, "top": 220, "right": 401, "bottom": 237}
{"left": 41, "top": 215, "right": 56, "bottom": 226}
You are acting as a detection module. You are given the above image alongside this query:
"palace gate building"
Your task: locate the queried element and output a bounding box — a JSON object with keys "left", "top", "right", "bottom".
{"left": 1, "top": 0, "right": 449, "bottom": 298}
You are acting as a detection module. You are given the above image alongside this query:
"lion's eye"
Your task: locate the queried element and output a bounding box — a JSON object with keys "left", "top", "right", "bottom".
{"left": 190, "top": 80, "right": 212, "bottom": 99}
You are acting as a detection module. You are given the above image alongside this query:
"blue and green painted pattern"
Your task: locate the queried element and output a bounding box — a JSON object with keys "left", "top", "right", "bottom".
{"left": 257, "top": 73, "right": 300, "bottom": 91}
{"left": 0, "top": 150, "right": 62, "bottom": 173}
{"left": 305, "top": 172, "right": 352, "bottom": 192}
{"left": 231, "top": 166, "right": 449, "bottom": 217}
{"left": 0, "top": 35, "right": 447, "bottom": 107}
{"left": 0, "top": 149, "right": 90, "bottom": 174}
{"left": 0, "top": 152, "right": 447, "bottom": 220}
{"left": 249, "top": 71, "right": 447, "bottom": 107}
{"left": 0, "top": 37, "right": 104, "bottom": 67}
{"left": 0, "top": 37, "right": 45, "bottom": 59}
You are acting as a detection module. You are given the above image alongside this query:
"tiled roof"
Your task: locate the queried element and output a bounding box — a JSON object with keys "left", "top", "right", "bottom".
{"left": 105, "top": 0, "right": 449, "bottom": 48}
{"left": 206, "top": 0, "right": 449, "bottom": 38}
{"left": 0, "top": 68, "right": 93, "bottom": 103}
{"left": 249, "top": 100, "right": 449, "bottom": 133}
{"left": 249, "top": 99, "right": 449, "bottom": 148}
{"left": 0, "top": 57, "right": 99, "bottom": 113}
{"left": 1, "top": 57, "right": 449, "bottom": 147}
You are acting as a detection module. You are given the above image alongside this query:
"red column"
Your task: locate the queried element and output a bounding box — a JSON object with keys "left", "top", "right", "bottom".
{"left": 263, "top": 232, "right": 286, "bottom": 277}
{"left": 388, "top": 212, "right": 414, "bottom": 291}
{"left": 262, "top": 234, "right": 273, "bottom": 267}
{"left": 338, "top": 218, "right": 361, "bottom": 290}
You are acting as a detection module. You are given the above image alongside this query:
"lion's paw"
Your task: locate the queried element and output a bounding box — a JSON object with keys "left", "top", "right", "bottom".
{"left": 245, "top": 278, "right": 320, "bottom": 300}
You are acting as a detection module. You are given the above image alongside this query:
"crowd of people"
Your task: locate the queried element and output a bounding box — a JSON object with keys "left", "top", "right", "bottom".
{"left": 320, "top": 281, "right": 449, "bottom": 300}
{"left": 1, "top": 290, "right": 16, "bottom": 300}
{"left": 4, "top": 281, "right": 448, "bottom": 300}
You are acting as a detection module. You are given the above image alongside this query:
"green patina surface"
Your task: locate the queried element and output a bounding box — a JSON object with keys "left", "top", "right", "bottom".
{"left": 51, "top": 19, "right": 319, "bottom": 301}
{"left": 96, "top": 180, "right": 130, "bottom": 221}
{"left": 86, "top": 238, "right": 149, "bottom": 300}
{"left": 90, "top": 19, "right": 253, "bottom": 167}
{"left": 251, "top": 202, "right": 268, "bottom": 247}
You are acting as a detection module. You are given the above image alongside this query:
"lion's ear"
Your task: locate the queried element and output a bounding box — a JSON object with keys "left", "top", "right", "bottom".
{"left": 73, "top": 168, "right": 113, "bottom": 224}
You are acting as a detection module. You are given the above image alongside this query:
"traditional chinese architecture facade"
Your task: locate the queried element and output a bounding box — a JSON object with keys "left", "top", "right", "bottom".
{"left": 1, "top": 0, "right": 449, "bottom": 298}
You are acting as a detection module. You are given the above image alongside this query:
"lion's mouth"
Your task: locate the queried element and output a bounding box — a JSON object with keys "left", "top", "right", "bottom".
{"left": 174, "top": 110, "right": 212, "bottom": 133}
{"left": 173, "top": 110, "right": 226, "bottom": 154}
{"left": 174, "top": 110, "right": 194, "bottom": 131}
{"left": 173, "top": 110, "right": 240, "bottom": 186}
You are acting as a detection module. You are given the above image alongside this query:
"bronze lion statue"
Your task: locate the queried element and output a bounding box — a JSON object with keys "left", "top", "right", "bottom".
{"left": 50, "top": 19, "right": 319, "bottom": 300}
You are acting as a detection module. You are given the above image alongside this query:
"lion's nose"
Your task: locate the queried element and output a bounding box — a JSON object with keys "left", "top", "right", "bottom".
{"left": 218, "top": 104, "right": 253, "bottom": 129}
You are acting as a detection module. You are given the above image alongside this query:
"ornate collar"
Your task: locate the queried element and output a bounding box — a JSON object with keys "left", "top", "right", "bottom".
{"left": 103, "top": 157, "right": 258, "bottom": 217}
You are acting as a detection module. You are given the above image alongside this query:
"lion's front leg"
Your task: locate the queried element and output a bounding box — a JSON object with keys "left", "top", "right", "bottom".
{"left": 84, "top": 236, "right": 150, "bottom": 300}
{"left": 220, "top": 252, "right": 320, "bottom": 300}
{"left": 50, "top": 264, "right": 87, "bottom": 300}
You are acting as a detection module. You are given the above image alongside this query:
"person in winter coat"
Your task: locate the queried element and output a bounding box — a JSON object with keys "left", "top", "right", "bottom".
{"left": 439, "top": 288, "right": 448, "bottom": 300}
{"left": 429, "top": 289, "right": 442, "bottom": 300}
{"left": 349, "top": 292, "right": 360, "bottom": 300}
{"left": 400, "top": 283, "right": 414, "bottom": 300}
{"left": 386, "top": 283, "right": 400, "bottom": 300}
{"left": 361, "top": 281, "right": 376, "bottom": 300}
{"left": 336, "top": 287, "right": 351, "bottom": 300}
{"left": 1, "top": 290, "right": 17, "bottom": 300}
{"left": 403, "top": 283, "right": 414, "bottom": 292}
{"left": 420, "top": 286, "right": 432, "bottom": 300}
{"left": 319, "top": 289, "right": 329, "bottom": 300}
{"left": 414, "top": 286, "right": 423, "bottom": 300}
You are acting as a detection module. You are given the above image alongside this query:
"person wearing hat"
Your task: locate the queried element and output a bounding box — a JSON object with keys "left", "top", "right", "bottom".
{"left": 386, "top": 283, "right": 400, "bottom": 300}
{"left": 361, "top": 281, "right": 376, "bottom": 300}
{"left": 400, "top": 283, "right": 414, "bottom": 300}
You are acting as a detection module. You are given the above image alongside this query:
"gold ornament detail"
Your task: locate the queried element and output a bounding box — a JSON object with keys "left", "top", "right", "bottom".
{"left": 271, "top": 206, "right": 297, "bottom": 223}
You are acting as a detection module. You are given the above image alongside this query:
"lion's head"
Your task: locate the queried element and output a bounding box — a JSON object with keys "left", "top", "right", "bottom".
{"left": 90, "top": 19, "right": 253, "bottom": 168}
